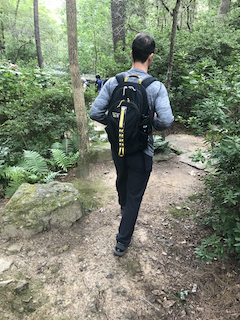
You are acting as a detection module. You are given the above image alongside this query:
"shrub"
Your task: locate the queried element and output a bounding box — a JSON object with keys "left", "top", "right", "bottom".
{"left": 0, "top": 62, "right": 76, "bottom": 163}
{"left": 197, "top": 136, "right": 240, "bottom": 261}
{"left": 184, "top": 59, "right": 240, "bottom": 261}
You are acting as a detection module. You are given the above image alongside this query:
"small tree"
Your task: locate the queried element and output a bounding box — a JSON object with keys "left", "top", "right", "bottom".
{"left": 33, "top": 0, "right": 44, "bottom": 68}
{"left": 165, "top": 0, "right": 181, "bottom": 93}
{"left": 66, "top": 0, "right": 90, "bottom": 178}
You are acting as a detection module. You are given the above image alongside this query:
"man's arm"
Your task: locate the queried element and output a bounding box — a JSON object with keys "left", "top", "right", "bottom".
{"left": 89, "top": 79, "right": 113, "bottom": 125}
{"left": 150, "top": 82, "right": 174, "bottom": 131}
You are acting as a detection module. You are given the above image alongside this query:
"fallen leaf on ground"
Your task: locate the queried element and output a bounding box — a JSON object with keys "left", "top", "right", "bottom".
{"left": 162, "top": 299, "right": 176, "bottom": 308}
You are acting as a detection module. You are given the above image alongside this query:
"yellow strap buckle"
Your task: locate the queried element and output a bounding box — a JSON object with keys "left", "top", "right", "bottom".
{"left": 124, "top": 74, "right": 142, "bottom": 84}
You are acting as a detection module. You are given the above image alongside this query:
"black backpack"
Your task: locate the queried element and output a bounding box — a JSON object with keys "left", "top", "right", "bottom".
{"left": 105, "top": 73, "right": 156, "bottom": 157}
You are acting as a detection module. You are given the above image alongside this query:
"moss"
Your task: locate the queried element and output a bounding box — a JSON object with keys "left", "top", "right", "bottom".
{"left": 169, "top": 204, "right": 193, "bottom": 219}
{"left": 89, "top": 142, "right": 112, "bottom": 162}
{"left": 0, "top": 275, "right": 46, "bottom": 319}
{"left": 121, "top": 259, "right": 142, "bottom": 276}
{"left": 72, "top": 177, "right": 110, "bottom": 212}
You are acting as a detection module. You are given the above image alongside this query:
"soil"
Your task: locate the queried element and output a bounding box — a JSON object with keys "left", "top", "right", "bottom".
{"left": 0, "top": 130, "right": 240, "bottom": 320}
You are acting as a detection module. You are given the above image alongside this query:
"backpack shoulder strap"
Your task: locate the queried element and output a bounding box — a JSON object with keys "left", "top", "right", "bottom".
{"left": 115, "top": 73, "right": 125, "bottom": 84}
{"left": 141, "top": 76, "right": 156, "bottom": 89}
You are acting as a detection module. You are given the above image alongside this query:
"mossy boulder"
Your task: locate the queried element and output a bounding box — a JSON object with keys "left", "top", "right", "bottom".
{"left": 1, "top": 181, "right": 82, "bottom": 239}
{"left": 89, "top": 142, "right": 112, "bottom": 162}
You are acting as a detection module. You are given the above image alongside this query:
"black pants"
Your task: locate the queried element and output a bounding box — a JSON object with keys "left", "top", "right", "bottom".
{"left": 112, "top": 150, "right": 153, "bottom": 246}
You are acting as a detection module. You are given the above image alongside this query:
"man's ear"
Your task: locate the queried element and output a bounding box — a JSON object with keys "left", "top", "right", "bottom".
{"left": 130, "top": 50, "right": 133, "bottom": 59}
{"left": 149, "top": 53, "right": 154, "bottom": 61}
{"left": 148, "top": 53, "right": 154, "bottom": 66}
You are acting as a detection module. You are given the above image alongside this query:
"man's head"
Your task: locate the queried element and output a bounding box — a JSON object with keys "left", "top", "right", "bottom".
{"left": 131, "top": 33, "right": 155, "bottom": 63}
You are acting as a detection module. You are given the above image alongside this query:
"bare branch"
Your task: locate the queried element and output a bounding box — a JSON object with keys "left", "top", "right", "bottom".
{"left": 159, "top": 0, "right": 173, "bottom": 16}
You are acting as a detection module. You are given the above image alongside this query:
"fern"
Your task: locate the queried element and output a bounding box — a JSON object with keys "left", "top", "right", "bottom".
{"left": 51, "top": 139, "right": 74, "bottom": 155}
{"left": 4, "top": 166, "right": 28, "bottom": 180}
{"left": 22, "top": 150, "right": 48, "bottom": 175}
{"left": 51, "top": 142, "right": 63, "bottom": 150}
{"left": 69, "top": 151, "right": 79, "bottom": 165}
{"left": 4, "top": 166, "right": 31, "bottom": 198}
{"left": 5, "top": 180, "right": 23, "bottom": 198}
{"left": 50, "top": 149, "right": 78, "bottom": 172}
{"left": 2, "top": 148, "right": 77, "bottom": 198}
{"left": 43, "top": 171, "right": 62, "bottom": 183}
{"left": 62, "top": 138, "right": 73, "bottom": 154}
{"left": 70, "top": 132, "right": 79, "bottom": 153}
{"left": 51, "top": 149, "right": 69, "bottom": 172}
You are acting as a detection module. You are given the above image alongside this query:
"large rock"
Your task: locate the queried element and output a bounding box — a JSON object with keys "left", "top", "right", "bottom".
{"left": 1, "top": 181, "right": 82, "bottom": 239}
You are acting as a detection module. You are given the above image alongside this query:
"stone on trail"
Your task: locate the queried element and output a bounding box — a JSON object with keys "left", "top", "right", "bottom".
{"left": 0, "top": 258, "right": 13, "bottom": 274}
{"left": 6, "top": 244, "right": 22, "bottom": 255}
{"left": 1, "top": 181, "right": 82, "bottom": 239}
{"left": 179, "top": 152, "right": 207, "bottom": 170}
{"left": 0, "top": 279, "right": 13, "bottom": 287}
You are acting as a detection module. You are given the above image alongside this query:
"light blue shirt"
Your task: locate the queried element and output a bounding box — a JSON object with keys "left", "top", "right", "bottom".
{"left": 89, "top": 68, "right": 174, "bottom": 157}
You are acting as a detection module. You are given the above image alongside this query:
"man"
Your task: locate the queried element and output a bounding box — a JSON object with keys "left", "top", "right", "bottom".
{"left": 81, "top": 77, "right": 90, "bottom": 91}
{"left": 95, "top": 74, "right": 103, "bottom": 92}
{"left": 103, "top": 75, "right": 109, "bottom": 85}
{"left": 90, "top": 33, "right": 174, "bottom": 256}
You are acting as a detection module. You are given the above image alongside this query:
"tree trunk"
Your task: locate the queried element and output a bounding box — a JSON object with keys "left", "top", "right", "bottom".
{"left": 218, "top": 0, "right": 231, "bottom": 15}
{"left": 14, "top": 0, "right": 21, "bottom": 28}
{"left": 165, "top": 0, "right": 181, "bottom": 93}
{"left": 0, "top": 20, "right": 5, "bottom": 52}
{"left": 111, "top": 0, "right": 126, "bottom": 59}
{"left": 66, "top": 0, "right": 90, "bottom": 178}
{"left": 33, "top": 0, "right": 44, "bottom": 68}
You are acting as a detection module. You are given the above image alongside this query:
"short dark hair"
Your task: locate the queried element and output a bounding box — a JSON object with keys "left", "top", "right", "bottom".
{"left": 132, "top": 33, "right": 155, "bottom": 63}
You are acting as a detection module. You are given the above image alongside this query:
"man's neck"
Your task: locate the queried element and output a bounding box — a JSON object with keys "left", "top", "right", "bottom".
{"left": 131, "top": 61, "right": 148, "bottom": 73}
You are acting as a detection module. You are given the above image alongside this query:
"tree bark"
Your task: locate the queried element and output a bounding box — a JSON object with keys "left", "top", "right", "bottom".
{"left": 33, "top": 0, "right": 44, "bottom": 68}
{"left": 14, "top": 0, "right": 21, "bottom": 28}
{"left": 0, "top": 20, "right": 5, "bottom": 52}
{"left": 218, "top": 0, "right": 231, "bottom": 15}
{"left": 111, "top": 0, "right": 126, "bottom": 59}
{"left": 165, "top": 0, "right": 181, "bottom": 93}
{"left": 66, "top": 0, "right": 90, "bottom": 178}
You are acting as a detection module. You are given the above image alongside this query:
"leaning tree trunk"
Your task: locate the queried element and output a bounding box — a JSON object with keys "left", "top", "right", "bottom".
{"left": 111, "top": 0, "right": 126, "bottom": 60}
{"left": 218, "top": 0, "right": 231, "bottom": 15}
{"left": 33, "top": 0, "right": 44, "bottom": 68}
{"left": 165, "top": 0, "right": 181, "bottom": 93}
{"left": 66, "top": 0, "right": 90, "bottom": 178}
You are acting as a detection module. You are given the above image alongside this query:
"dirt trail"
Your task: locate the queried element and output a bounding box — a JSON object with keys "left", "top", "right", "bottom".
{"left": 0, "top": 134, "right": 240, "bottom": 320}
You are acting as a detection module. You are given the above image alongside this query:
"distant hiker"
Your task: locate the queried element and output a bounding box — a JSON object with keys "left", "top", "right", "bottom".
{"left": 90, "top": 33, "right": 174, "bottom": 257}
{"left": 103, "top": 75, "right": 109, "bottom": 85}
{"left": 95, "top": 74, "right": 103, "bottom": 92}
{"left": 81, "top": 77, "right": 90, "bottom": 91}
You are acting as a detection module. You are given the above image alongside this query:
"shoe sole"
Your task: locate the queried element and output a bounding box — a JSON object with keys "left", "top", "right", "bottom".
{"left": 113, "top": 247, "right": 127, "bottom": 257}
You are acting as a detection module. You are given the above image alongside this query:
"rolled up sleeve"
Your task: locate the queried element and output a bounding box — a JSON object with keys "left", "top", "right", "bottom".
{"left": 148, "top": 82, "right": 174, "bottom": 131}
{"left": 89, "top": 80, "right": 114, "bottom": 125}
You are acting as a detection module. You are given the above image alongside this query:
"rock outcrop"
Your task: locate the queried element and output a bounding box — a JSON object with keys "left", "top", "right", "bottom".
{"left": 1, "top": 181, "right": 82, "bottom": 239}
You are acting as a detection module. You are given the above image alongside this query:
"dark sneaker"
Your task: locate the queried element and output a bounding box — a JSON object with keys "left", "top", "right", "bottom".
{"left": 113, "top": 242, "right": 127, "bottom": 256}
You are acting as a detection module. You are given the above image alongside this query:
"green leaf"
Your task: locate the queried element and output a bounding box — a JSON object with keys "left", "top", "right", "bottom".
{"left": 22, "top": 150, "right": 48, "bottom": 175}
{"left": 221, "top": 214, "right": 226, "bottom": 222}
{"left": 190, "top": 79, "right": 198, "bottom": 84}
{"left": 51, "top": 149, "right": 70, "bottom": 172}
